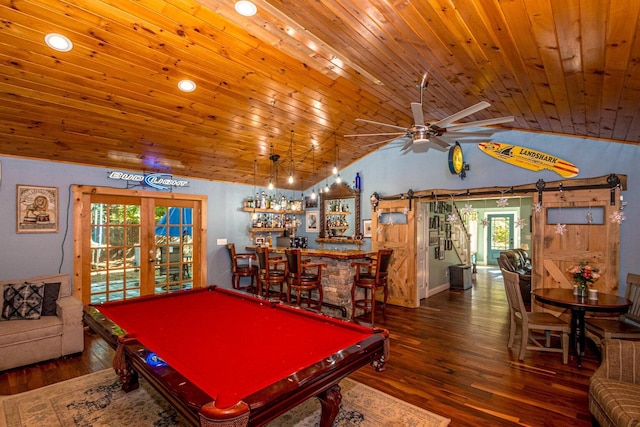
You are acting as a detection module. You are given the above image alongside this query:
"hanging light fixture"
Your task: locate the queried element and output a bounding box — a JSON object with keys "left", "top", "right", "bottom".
{"left": 311, "top": 146, "right": 317, "bottom": 200}
{"left": 288, "top": 130, "right": 295, "bottom": 185}
{"left": 324, "top": 162, "right": 330, "bottom": 193}
{"left": 333, "top": 133, "right": 339, "bottom": 175}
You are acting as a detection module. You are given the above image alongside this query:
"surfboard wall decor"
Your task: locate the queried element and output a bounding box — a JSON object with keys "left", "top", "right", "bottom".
{"left": 478, "top": 142, "right": 579, "bottom": 178}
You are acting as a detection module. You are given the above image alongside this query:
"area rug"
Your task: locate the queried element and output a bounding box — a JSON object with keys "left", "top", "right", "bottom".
{"left": 0, "top": 369, "right": 450, "bottom": 427}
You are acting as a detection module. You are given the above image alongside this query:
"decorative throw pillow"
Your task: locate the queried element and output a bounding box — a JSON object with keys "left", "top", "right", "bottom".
{"left": 41, "top": 282, "right": 61, "bottom": 316}
{"left": 2, "top": 282, "right": 44, "bottom": 320}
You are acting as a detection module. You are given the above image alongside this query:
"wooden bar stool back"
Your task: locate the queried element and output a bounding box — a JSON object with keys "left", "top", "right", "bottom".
{"left": 285, "top": 248, "right": 326, "bottom": 311}
{"left": 350, "top": 248, "right": 393, "bottom": 325}
{"left": 255, "top": 246, "right": 288, "bottom": 299}
{"left": 226, "top": 243, "right": 258, "bottom": 293}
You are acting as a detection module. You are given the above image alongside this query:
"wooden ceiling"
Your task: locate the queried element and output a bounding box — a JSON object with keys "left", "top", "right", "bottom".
{"left": 1, "top": 0, "right": 639, "bottom": 189}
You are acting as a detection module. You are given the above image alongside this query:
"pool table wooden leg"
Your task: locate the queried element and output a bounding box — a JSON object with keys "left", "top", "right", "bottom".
{"left": 317, "top": 384, "right": 342, "bottom": 427}
{"left": 112, "top": 342, "right": 139, "bottom": 392}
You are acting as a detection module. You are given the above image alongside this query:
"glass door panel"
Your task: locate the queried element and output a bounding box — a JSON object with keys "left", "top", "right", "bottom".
{"left": 154, "top": 205, "right": 194, "bottom": 294}
{"left": 487, "top": 214, "right": 514, "bottom": 265}
{"left": 89, "top": 201, "right": 141, "bottom": 303}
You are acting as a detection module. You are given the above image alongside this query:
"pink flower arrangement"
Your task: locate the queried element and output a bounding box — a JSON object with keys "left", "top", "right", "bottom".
{"left": 567, "top": 262, "right": 601, "bottom": 288}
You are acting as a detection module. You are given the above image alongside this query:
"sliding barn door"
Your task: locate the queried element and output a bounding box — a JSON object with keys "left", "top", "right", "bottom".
{"left": 372, "top": 199, "right": 418, "bottom": 308}
{"left": 532, "top": 187, "right": 621, "bottom": 295}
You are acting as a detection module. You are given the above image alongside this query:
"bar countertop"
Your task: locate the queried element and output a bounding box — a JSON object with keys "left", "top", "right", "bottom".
{"left": 246, "top": 246, "right": 375, "bottom": 260}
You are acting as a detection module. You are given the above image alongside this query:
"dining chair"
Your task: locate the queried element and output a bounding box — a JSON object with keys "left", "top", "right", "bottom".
{"left": 350, "top": 248, "right": 393, "bottom": 326}
{"left": 225, "top": 243, "right": 258, "bottom": 293}
{"left": 254, "top": 246, "right": 288, "bottom": 300}
{"left": 284, "top": 248, "right": 326, "bottom": 311}
{"left": 501, "top": 269, "right": 570, "bottom": 363}
{"left": 586, "top": 273, "right": 640, "bottom": 344}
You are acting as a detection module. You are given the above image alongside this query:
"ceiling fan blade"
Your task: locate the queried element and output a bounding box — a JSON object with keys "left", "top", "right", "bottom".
{"left": 355, "top": 118, "right": 408, "bottom": 131}
{"left": 410, "top": 102, "right": 425, "bottom": 126}
{"left": 445, "top": 116, "right": 514, "bottom": 132}
{"left": 446, "top": 130, "right": 499, "bottom": 138}
{"left": 363, "top": 137, "right": 407, "bottom": 147}
{"left": 430, "top": 137, "right": 451, "bottom": 151}
{"left": 400, "top": 140, "right": 414, "bottom": 152}
{"left": 344, "top": 132, "right": 407, "bottom": 138}
{"left": 433, "top": 101, "right": 491, "bottom": 127}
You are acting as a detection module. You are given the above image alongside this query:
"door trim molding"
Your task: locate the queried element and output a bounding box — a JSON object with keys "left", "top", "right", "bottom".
{"left": 72, "top": 185, "right": 207, "bottom": 300}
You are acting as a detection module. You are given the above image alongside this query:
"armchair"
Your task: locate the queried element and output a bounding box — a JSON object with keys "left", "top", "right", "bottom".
{"left": 589, "top": 339, "right": 640, "bottom": 426}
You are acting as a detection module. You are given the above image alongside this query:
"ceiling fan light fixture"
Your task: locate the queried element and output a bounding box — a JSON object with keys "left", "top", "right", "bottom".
{"left": 45, "top": 33, "right": 73, "bottom": 52}
{"left": 412, "top": 130, "right": 430, "bottom": 145}
{"left": 235, "top": 1, "right": 257, "bottom": 16}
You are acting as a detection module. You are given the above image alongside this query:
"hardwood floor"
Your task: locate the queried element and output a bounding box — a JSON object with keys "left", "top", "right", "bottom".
{"left": 0, "top": 267, "right": 597, "bottom": 426}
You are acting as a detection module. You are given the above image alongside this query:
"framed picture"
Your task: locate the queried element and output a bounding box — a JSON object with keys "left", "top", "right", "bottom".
{"left": 16, "top": 185, "right": 58, "bottom": 233}
{"left": 363, "top": 219, "right": 372, "bottom": 238}
{"left": 306, "top": 211, "right": 319, "bottom": 233}
{"left": 304, "top": 196, "right": 318, "bottom": 209}
{"left": 429, "top": 229, "right": 439, "bottom": 246}
{"left": 438, "top": 238, "right": 446, "bottom": 260}
{"left": 254, "top": 237, "right": 265, "bottom": 246}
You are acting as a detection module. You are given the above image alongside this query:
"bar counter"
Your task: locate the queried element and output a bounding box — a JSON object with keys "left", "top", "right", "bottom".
{"left": 246, "top": 246, "right": 375, "bottom": 318}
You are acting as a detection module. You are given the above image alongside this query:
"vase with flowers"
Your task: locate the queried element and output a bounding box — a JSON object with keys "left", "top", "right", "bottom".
{"left": 567, "top": 262, "right": 601, "bottom": 297}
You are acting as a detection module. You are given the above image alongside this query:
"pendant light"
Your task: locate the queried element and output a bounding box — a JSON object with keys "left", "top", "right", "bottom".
{"left": 288, "top": 130, "right": 295, "bottom": 184}
{"left": 333, "top": 134, "right": 342, "bottom": 183}
{"left": 324, "top": 162, "right": 330, "bottom": 193}
{"left": 311, "top": 146, "right": 317, "bottom": 200}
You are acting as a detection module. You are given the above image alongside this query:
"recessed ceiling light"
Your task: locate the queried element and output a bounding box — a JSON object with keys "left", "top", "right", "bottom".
{"left": 44, "top": 33, "right": 73, "bottom": 52}
{"left": 235, "top": 1, "right": 257, "bottom": 17}
{"left": 178, "top": 80, "right": 196, "bottom": 92}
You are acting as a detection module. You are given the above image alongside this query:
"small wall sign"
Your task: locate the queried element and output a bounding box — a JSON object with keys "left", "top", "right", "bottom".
{"left": 17, "top": 185, "right": 58, "bottom": 233}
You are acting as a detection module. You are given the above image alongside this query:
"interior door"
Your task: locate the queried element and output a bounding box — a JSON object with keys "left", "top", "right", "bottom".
{"left": 372, "top": 198, "right": 418, "bottom": 308}
{"left": 487, "top": 214, "right": 514, "bottom": 265}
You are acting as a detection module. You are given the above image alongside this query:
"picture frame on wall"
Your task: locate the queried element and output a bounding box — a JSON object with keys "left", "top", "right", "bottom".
{"left": 304, "top": 196, "right": 318, "bottom": 209}
{"left": 429, "top": 229, "right": 439, "bottom": 246}
{"left": 306, "top": 211, "right": 319, "bottom": 233}
{"left": 363, "top": 219, "right": 372, "bottom": 238}
{"left": 16, "top": 185, "right": 58, "bottom": 233}
{"left": 438, "top": 238, "right": 445, "bottom": 260}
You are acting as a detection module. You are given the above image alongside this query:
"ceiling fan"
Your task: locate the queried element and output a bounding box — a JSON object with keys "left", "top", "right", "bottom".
{"left": 345, "top": 74, "right": 514, "bottom": 153}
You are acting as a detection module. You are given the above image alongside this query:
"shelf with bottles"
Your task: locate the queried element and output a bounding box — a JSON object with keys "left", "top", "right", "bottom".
{"left": 243, "top": 191, "right": 305, "bottom": 212}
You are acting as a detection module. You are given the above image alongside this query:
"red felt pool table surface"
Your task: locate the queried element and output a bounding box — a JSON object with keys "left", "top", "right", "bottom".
{"left": 86, "top": 286, "right": 387, "bottom": 423}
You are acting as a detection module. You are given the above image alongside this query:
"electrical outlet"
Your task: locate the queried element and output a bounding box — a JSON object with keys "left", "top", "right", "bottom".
{"left": 216, "top": 238, "right": 227, "bottom": 245}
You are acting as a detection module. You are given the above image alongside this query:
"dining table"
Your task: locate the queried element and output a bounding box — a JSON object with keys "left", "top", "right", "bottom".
{"left": 531, "top": 288, "right": 632, "bottom": 368}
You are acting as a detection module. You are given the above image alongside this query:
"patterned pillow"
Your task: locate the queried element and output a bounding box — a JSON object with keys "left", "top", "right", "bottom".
{"left": 42, "top": 282, "right": 61, "bottom": 316}
{"left": 2, "top": 282, "right": 45, "bottom": 320}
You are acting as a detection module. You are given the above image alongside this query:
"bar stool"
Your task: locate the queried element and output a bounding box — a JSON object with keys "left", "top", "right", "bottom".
{"left": 255, "top": 246, "right": 288, "bottom": 299}
{"left": 285, "top": 248, "right": 326, "bottom": 311}
{"left": 226, "top": 243, "right": 258, "bottom": 293}
{"left": 351, "top": 248, "right": 393, "bottom": 325}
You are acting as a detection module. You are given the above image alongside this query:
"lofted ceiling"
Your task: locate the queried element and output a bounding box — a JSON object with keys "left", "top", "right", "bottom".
{"left": 1, "top": 0, "right": 639, "bottom": 190}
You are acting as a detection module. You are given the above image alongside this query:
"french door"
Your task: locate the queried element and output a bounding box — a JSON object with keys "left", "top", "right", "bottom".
{"left": 73, "top": 186, "right": 206, "bottom": 304}
{"left": 486, "top": 214, "right": 514, "bottom": 265}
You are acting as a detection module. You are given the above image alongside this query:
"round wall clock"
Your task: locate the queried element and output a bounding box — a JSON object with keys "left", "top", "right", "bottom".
{"left": 448, "top": 142, "right": 464, "bottom": 175}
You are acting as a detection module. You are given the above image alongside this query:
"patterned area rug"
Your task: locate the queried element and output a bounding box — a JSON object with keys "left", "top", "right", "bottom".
{"left": 0, "top": 369, "right": 450, "bottom": 427}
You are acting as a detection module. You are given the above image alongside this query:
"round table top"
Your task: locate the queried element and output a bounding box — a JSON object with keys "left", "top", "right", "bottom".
{"left": 532, "top": 288, "right": 632, "bottom": 312}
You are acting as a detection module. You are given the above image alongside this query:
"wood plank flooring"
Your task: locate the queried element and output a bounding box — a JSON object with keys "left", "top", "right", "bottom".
{"left": 0, "top": 267, "right": 597, "bottom": 426}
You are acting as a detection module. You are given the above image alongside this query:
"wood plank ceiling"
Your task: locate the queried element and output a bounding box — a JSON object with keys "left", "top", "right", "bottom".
{"left": 0, "top": 0, "right": 638, "bottom": 188}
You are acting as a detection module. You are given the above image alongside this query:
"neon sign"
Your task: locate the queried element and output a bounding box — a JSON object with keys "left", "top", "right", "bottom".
{"left": 107, "top": 171, "right": 189, "bottom": 190}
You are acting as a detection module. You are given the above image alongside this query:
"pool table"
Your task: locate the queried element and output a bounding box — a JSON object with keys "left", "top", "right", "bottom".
{"left": 83, "top": 286, "right": 389, "bottom": 426}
